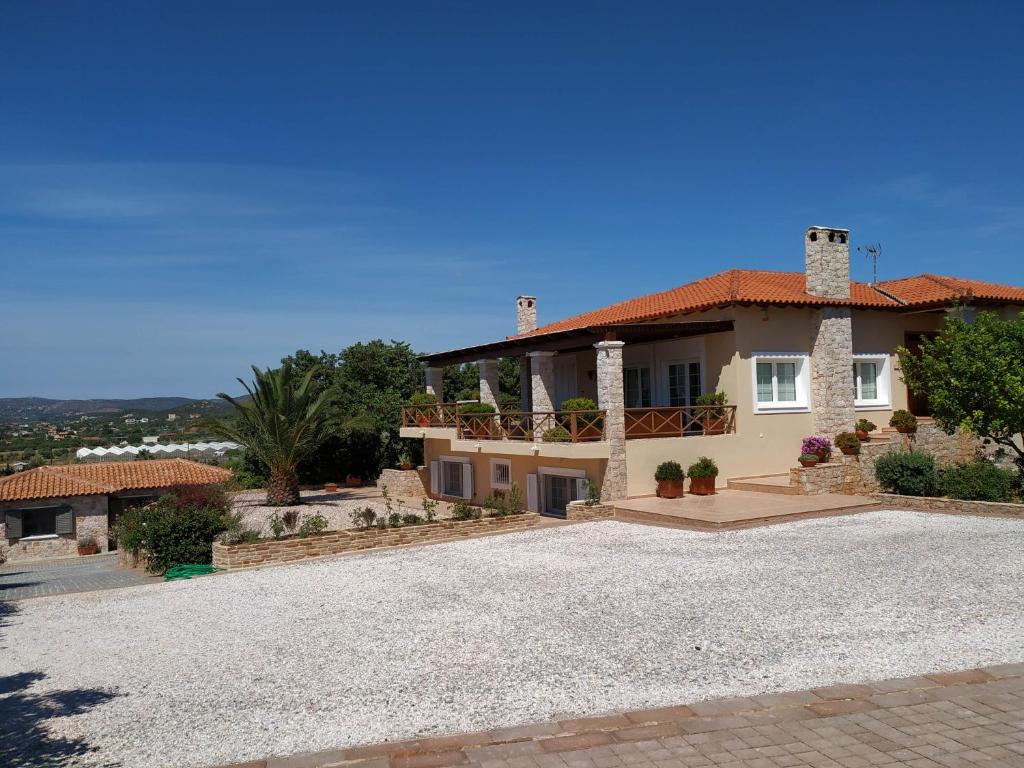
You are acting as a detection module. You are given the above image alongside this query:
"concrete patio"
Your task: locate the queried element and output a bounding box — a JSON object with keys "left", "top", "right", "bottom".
{"left": 612, "top": 488, "right": 879, "bottom": 529}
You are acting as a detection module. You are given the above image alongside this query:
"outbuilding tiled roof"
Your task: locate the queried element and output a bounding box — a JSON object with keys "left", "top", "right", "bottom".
{"left": 0, "top": 459, "right": 232, "bottom": 502}
{"left": 521, "top": 269, "right": 1024, "bottom": 337}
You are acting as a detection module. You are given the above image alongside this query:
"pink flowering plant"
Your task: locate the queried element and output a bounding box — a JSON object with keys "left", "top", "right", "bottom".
{"left": 801, "top": 435, "right": 832, "bottom": 462}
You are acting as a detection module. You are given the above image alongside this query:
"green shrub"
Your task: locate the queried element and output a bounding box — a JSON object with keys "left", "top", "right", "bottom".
{"left": 401, "top": 512, "right": 424, "bottom": 525}
{"left": 349, "top": 506, "right": 377, "bottom": 530}
{"left": 220, "top": 512, "right": 260, "bottom": 545}
{"left": 939, "top": 459, "right": 1016, "bottom": 502}
{"left": 458, "top": 402, "right": 496, "bottom": 414}
{"left": 268, "top": 511, "right": 287, "bottom": 539}
{"left": 298, "top": 512, "right": 329, "bottom": 537}
{"left": 654, "top": 461, "right": 685, "bottom": 481}
{"left": 421, "top": 497, "right": 438, "bottom": 522}
{"left": 694, "top": 391, "right": 728, "bottom": 417}
{"left": 835, "top": 432, "right": 861, "bottom": 455}
{"left": 542, "top": 426, "right": 571, "bottom": 442}
{"left": 560, "top": 397, "right": 598, "bottom": 412}
{"left": 115, "top": 490, "right": 230, "bottom": 574}
{"left": 686, "top": 456, "right": 719, "bottom": 478}
{"left": 874, "top": 451, "right": 937, "bottom": 496}
{"left": 498, "top": 393, "right": 521, "bottom": 413}
{"left": 889, "top": 410, "right": 918, "bottom": 432}
{"left": 409, "top": 392, "right": 439, "bottom": 406}
{"left": 450, "top": 500, "right": 481, "bottom": 520}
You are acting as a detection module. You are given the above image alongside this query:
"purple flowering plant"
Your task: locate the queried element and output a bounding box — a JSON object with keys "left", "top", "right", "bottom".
{"left": 801, "top": 435, "right": 832, "bottom": 461}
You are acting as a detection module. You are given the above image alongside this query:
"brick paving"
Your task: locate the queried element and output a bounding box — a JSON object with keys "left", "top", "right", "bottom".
{"left": 216, "top": 665, "right": 1024, "bottom": 768}
{"left": 0, "top": 553, "right": 157, "bottom": 600}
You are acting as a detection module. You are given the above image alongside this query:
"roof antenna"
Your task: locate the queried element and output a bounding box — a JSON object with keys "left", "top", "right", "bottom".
{"left": 857, "top": 243, "right": 881, "bottom": 285}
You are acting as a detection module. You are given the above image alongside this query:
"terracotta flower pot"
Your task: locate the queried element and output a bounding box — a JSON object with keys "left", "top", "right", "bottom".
{"left": 416, "top": 414, "right": 431, "bottom": 428}
{"left": 689, "top": 476, "right": 716, "bottom": 495}
{"left": 839, "top": 446, "right": 859, "bottom": 456}
{"left": 855, "top": 429, "right": 870, "bottom": 441}
{"left": 656, "top": 479, "right": 686, "bottom": 498}
{"left": 895, "top": 426, "right": 914, "bottom": 434}
{"left": 77, "top": 544, "right": 99, "bottom": 556}
{"left": 324, "top": 482, "right": 339, "bottom": 493}
{"left": 799, "top": 459, "right": 818, "bottom": 468}
{"left": 399, "top": 463, "right": 414, "bottom": 471}
{"left": 814, "top": 449, "right": 830, "bottom": 463}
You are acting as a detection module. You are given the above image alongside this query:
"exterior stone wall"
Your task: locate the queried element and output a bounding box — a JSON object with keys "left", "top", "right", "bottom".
{"left": 871, "top": 493, "right": 1024, "bottom": 519}
{"left": 0, "top": 494, "right": 109, "bottom": 562}
{"left": 595, "top": 340, "right": 627, "bottom": 501}
{"left": 804, "top": 227, "right": 850, "bottom": 299}
{"left": 898, "top": 424, "right": 976, "bottom": 468}
{"left": 809, "top": 307, "right": 855, "bottom": 437}
{"left": 516, "top": 295, "right": 537, "bottom": 335}
{"left": 566, "top": 501, "right": 615, "bottom": 521}
{"left": 212, "top": 512, "right": 541, "bottom": 570}
{"left": 477, "top": 359, "right": 500, "bottom": 408}
{"left": 377, "top": 468, "right": 427, "bottom": 498}
{"left": 528, "top": 351, "right": 556, "bottom": 413}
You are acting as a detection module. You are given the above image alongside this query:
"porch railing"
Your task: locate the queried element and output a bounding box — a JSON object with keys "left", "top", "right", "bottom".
{"left": 401, "top": 403, "right": 460, "bottom": 428}
{"left": 624, "top": 405, "right": 737, "bottom": 439}
{"left": 456, "top": 410, "right": 606, "bottom": 443}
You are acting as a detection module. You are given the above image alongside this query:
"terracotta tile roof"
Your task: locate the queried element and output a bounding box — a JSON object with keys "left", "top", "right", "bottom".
{"left": 0, "top": 459, "right": 232, "bottom": 503}
{"left": 874, "top": 274, "right": 1024, "bottom": 307}
{"left": 519, "top": 269, "right": 1024, "bottom": 337}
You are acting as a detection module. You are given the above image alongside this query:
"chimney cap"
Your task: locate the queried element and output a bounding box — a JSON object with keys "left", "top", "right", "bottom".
{"left": 806, "top": 225, "right": 849, "bottom": 232}
{"left": 517, "top": 294, "right": 537, "bottom": 300}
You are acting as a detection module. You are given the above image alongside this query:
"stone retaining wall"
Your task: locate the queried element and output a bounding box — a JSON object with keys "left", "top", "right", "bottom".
{"left": 871, "top": 493, "right": 1024, "bottom": 518}
{"left": 212, "top": 512, "right": 541, "bottom": 570}
{"left": 566, "top": 502, "right": 615, "bottom": 521}
{"left": 376, "top": 468, "right": 427, "bottom": 498}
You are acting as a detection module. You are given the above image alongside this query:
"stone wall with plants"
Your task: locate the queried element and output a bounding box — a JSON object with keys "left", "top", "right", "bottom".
{"left": 212, "top": 512, "right": 541, "bottom": 570}
{"left": 870, "top": 494, "right": 1024, "bottom": 519}
{"left": 566, "top": 501, "right": 615, "bottom": 522}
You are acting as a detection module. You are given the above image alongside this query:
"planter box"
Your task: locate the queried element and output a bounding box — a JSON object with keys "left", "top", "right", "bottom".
{"left": 871, "top": 493, "right": 1024, "bottom": 519}
{"left": 212, "top": 512, "right": 541, "bottom": 570}
{"left": 566, "top": 502, "right": 615, "bottom": 522}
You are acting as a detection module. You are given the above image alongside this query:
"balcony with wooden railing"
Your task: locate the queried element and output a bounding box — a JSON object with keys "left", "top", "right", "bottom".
{"left": 401, "top": 403, "right": 460, "bottom": 429}
{"left": 624, "top": 405, "right": 736, "bottom": 439}
{"left": 456, "top": 410, "right": 605, "bottom": 443}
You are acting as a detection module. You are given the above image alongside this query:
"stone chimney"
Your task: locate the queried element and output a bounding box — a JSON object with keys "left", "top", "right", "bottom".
{"left": 804, "top": 226, "right": 850, "bottom": 299}
{"left": 516, "top": 295, "right": 537, "bottom": 335}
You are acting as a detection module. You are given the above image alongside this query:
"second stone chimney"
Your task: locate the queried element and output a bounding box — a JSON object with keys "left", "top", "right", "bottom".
{"left": 804, "top": 226, "right": 850, "bottom": 299}
{"left": 516, "top": 295, "right": 537, "bottom": 334}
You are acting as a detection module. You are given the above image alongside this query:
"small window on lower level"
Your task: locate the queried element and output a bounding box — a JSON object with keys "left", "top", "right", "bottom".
{"left": 490, "top": 459, "right": 511, "bottom": 489}
{"left": 5, "top": 505, "right": 73, "bottom": 539}
{"left": 852, "top": 354, "right": 890, "bottom": 408}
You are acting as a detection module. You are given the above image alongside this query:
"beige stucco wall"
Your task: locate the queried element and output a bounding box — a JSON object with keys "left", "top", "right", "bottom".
{"left": 423, "top": 437, "right": 606, "bottom": 505}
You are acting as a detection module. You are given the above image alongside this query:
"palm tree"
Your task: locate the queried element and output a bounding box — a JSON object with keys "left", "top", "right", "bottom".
{"left": 212, "top": 364, "right": 331, "bottom": 506}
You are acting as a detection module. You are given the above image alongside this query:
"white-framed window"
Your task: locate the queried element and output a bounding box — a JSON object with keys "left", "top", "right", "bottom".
{"left": 490, "top": 458, "right": 511, "bottom": 490}
{"left": 624, "top": 366, "right": 652, "bottom": 408}
{"left": 852, "top": 354, "right": 891, "bottom": 409}
{"left": 431, "top": 456, "right": 473, "bottom": 500}
{"left": 666, "top": 360, "right": 703, "bottom": 407}
{"left": 751, "top": 354, "right": 810, "bottom": 412}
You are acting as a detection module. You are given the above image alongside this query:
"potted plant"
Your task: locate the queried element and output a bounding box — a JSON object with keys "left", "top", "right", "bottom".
{"left": 855, "top": 418, "right": 876, "bottom": 442}
{"left": 459, "top": 402, "right": 497, "bottom": 438}
{"left": 695, "top": 392, "right": 728, "bottom": 435}
{"left": 686, "top": 456, "right": 718, "bottom": 495}
{"left": 324, "top": 481, "right": 339, "bottom": 493}
{"left": 77, "top": 535, "right": 99, "bottom": 556}
{"left": 835, "top": 431, "right": 861, "bottom": 456}
{"left": 798, "top": 453, "right": 819, "bottom": 468}
{"left": 397, "top": 450, "right": 415, "bottom": 471}
{"left": 890, "top": 410, "right": 918, "bottom": 434}
{"left": 409, "top": 392, "right": 438, "bottom": 427}
{"left": 655, "top": 460, "right": 686, "bottom": 498}
{"left": 801, "top": 436, "right": 832, "bottom": 463}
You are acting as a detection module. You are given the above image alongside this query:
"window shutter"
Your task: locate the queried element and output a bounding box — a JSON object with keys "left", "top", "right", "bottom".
{"left": 574, "top": 478, "right": 590, "bottom": 502}
{"left": 527, "top": 474, "right": 539, "bottom": 513}
{"left": 6, "top": 509, "right": 22, "bottom": 539}
{"left": 461, "top": 463, "right": 473, "bottom": 500}
{"left": 56, "top": 506, "right": 74, "bottom": 536}
{"left": 430, "top": 461, "right": 440, "bottom": 495}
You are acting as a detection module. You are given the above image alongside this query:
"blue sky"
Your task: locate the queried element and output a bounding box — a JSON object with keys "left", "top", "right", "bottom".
{"left": 2, "top": 1, "right": 1022, "bottom": 398}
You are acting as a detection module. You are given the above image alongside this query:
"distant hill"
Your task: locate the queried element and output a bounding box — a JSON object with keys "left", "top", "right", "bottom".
{"left": 0, "top": 397, "right": 232, "bottom": 423}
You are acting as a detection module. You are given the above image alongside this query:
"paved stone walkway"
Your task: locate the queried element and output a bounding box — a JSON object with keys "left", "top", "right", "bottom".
{"left": 218, "top": 665, "right": 1024, "bottom": 768}
{"left": 0, "top": 553, "right": 157, "bottom": 600}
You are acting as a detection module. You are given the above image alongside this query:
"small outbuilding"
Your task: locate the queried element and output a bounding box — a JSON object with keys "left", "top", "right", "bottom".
{"left": 0, "top": 459, "right": 231, "bottom": 562}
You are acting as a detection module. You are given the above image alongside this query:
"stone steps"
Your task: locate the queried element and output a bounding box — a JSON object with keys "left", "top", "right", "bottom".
{"left": 726, "top": 473, "right": 801, "bottom": 495}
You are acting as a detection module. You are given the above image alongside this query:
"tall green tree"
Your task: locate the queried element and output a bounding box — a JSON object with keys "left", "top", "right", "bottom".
{"left": 211, "top": 364, "right": 331, "bottom": 505}
{"left": 898, "top": 310, "right": 1024, "bottom": 478}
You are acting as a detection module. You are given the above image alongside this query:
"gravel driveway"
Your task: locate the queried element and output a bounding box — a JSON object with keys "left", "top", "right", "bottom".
{"left": 2, "top": 510, "right": 1022, "bottom": 768}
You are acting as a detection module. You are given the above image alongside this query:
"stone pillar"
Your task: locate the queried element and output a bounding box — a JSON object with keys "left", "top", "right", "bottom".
{"left": 527, "top": 351, "right": 556, "bottom": 412}
{"left": 516, "top": 296, "right": 537, "bottom": 335}
{"left": 519, "top": 357, "right": 531, "bottom": 411}
{"left": 477, "top": 359, "right": 500, "bottom": 408}
{"left": 424, "top": 367, "right": 444, "bottom": 401}
{"left": 594, "top": 340, "right": 627, "bottom": 502}
{"left": 804, "top": 226, "right": 855, "bottom": 438}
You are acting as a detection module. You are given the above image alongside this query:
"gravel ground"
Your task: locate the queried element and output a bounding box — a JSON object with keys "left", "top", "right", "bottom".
{"left": 231, "top": 488, "right": 456, "bottom": 536}
{"left": 2, "top": 510, "right": 1022, "bottom": 768}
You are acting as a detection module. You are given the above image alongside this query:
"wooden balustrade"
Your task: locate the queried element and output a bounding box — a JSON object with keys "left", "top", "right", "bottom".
{"left": 456, "top": 410, "right": 606, "bottom": 443}
{"left": 624, "top": 405, "right": 736, "bottom": 439}
{"left": 401, "top": 403, "right": 459, "bottom": 428}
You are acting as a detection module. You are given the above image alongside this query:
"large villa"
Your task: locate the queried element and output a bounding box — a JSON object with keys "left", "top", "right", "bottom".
{"left": 401, "top": 225, "right": 1024, "bottom": 515}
